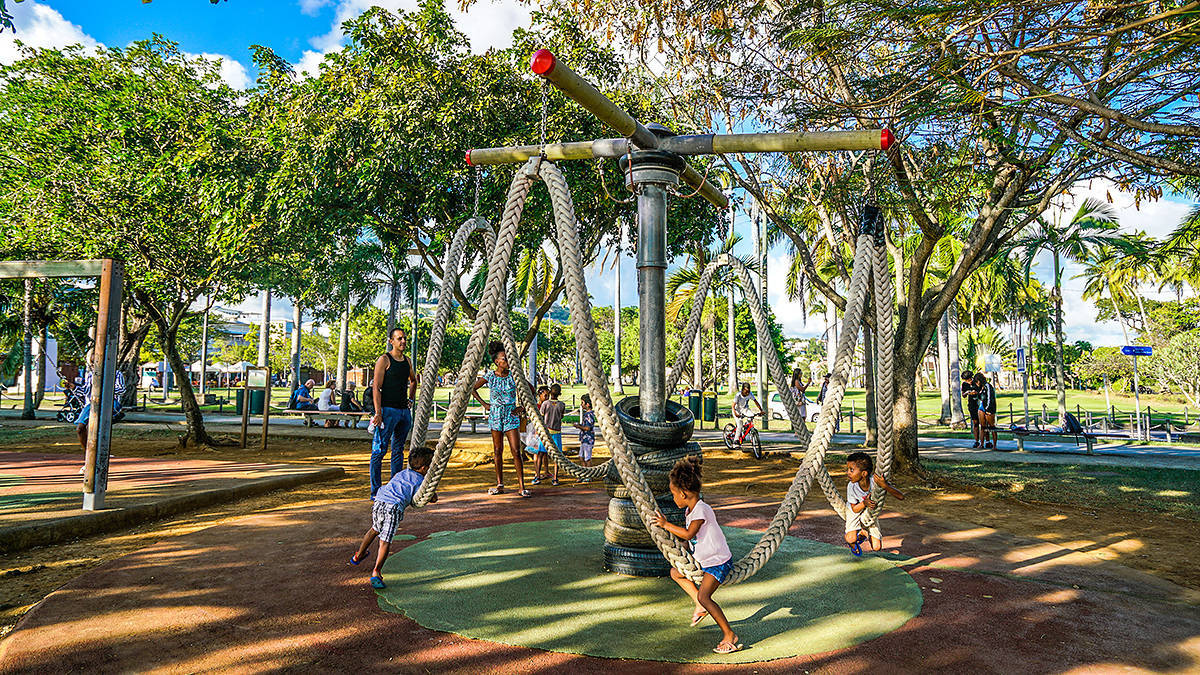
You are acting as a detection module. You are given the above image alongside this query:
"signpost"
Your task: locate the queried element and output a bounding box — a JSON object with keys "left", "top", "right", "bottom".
{"left": 1120, "top": 345, "right": 1152, "bottom": 440}
{"left": 241, "top": 366, "right": 272, "bottom": 450}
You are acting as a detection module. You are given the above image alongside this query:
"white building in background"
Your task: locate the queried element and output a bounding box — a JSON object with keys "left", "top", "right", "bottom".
{"left": 11, "top": 334, "right": 64, "bottom": 393}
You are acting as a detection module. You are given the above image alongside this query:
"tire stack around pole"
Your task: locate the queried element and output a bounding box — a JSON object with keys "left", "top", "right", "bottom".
{"left": 602, "top": 397, "right": 700, "bottom": 577}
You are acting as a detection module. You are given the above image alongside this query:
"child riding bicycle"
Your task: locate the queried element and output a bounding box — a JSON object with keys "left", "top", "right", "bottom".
{"left": 733, "top": 383, "right": 762, "bottom": 438}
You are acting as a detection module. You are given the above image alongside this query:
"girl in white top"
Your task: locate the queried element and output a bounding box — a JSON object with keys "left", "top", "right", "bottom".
{"left": 317, "top": 381, "right": 340, "bottom": 428}
{"left": 654, "top": 456, "right": 742, "bottom": 654}
{"left": 844, "top": 451, "right": 905, "bottom": 555}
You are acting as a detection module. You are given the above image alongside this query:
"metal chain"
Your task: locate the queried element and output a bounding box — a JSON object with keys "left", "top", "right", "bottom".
{"left": 472, "top": 168, "right": 482, "bottom": 219}
{"left": 539, "top": 80, "right": 548, "bottom": 153}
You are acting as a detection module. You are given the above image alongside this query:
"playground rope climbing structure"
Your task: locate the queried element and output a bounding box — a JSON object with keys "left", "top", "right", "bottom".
{"left": 406, "top": 49, "right": 898, "bottom": 584}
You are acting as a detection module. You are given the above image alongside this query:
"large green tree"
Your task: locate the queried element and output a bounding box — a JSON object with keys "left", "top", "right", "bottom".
{"left": 0, "top": 38, "right": 282, "bottom": 446}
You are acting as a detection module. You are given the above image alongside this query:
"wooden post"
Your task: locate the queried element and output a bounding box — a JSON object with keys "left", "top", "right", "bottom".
{"left": 240, "top": 375, "right": 250, "bottom": 449}
{"left": 83, "top": 259, "right": 122, "bottom": 511}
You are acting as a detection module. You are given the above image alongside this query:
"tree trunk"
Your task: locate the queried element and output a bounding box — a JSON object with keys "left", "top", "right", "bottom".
{"left": 290, "top": 302, "right": 302, "bottom": 392}
{"left": 711, "top": 324, "right": 718, "bottom": 392}
{"left": 727, "top": 289, "right": 736, "bottom": 394}
{"left": 386, "top": 276, "right": 398, "bottom": 343}
{"left": 825, "top": 296, "right": 838, "bottom": 373}
{"left": 33, "top": 325, "right": 47, "bottom": 408}
{"left": 160, "top": 318, "right": 213, "bottom": 447}
{"left": 336, "top": 291, "right": 350, "bottom": 391}
{"left": 257, "top": 289, "right": 271, "bottom": 368}
{"left": 1053, "top": 252, "right": 1067, "bottom": 423}
{"left": 692, "top": 323, "right": 702, "bottom": 389}
{"left": 948, "top": 311, "right": 964, "bottom": 426}
{"left": 526, "top": 295, "right": 538, "bottom": 385}
{"left": 892, "top": 346, "right": 926, "bottom": 477}
{"left": 936, "top": 309, "right": 951, "bottom": 423}
{"left": 118, "top": 309, "right": 152, "bottom": 410}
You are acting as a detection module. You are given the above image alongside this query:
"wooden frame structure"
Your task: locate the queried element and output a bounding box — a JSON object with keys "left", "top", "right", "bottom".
{"left": 0, "top": 259, "right": 123, "bottom": 511}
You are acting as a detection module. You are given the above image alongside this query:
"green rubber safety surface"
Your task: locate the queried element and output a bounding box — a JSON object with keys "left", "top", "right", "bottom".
{"left": 376, "top": 519, "right": 922, "bottom": 664}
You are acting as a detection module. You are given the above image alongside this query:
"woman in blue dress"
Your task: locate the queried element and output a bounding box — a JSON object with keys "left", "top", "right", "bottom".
{"left": 471, "top": 340, "right": 531, "bottom": 497}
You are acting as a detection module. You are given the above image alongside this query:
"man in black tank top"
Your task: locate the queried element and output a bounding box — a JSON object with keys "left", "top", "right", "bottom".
{"left": 369, "top": 328, "right": 419, "bottom": 497}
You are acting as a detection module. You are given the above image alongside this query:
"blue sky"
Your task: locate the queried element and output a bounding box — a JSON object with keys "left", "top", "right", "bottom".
{"left": 2, "top": 1, "right": 1194, "bottom": 347}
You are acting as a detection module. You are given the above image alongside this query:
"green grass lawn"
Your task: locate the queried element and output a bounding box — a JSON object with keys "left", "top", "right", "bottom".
{"left": 925, "top": 459, "right": 1200, "bottom": 521}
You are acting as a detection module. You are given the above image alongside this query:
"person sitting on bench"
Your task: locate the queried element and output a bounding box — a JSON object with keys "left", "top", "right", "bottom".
{"left": 339, "top": 381, "right": 363, "bottom": 428}
{"left": 293, "top": 379, "right": 318, "bottom": 411}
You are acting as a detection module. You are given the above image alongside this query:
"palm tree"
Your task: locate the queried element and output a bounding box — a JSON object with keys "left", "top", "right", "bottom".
{"left": 666, "top": 232, "right": 747, "bottom": 390}
{"left": 1011, "top": 197, "right": 1120, "bottom": 422}
{"left": 1076, "top": 248, "right": 1137, "bottom": 344}
{"left": 513, "top": 244, "right": 557, "bottom": 382}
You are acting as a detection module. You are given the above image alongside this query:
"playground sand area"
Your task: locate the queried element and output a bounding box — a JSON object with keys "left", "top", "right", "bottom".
{"left": 1, "top": 425, "right": 1198, "bottom": 669}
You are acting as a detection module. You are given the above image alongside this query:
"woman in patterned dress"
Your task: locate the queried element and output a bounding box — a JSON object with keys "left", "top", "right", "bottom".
{"left": 471, "top": 340, "right": 531, "bottom": 497}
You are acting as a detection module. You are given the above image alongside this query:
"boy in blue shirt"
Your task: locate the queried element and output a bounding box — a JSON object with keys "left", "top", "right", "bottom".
{"left": 350, "top": 445, "right": 436, "bottom": 588}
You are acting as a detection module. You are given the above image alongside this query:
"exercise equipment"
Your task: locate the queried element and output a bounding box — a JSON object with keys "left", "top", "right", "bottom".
{"left": 405, "top": 49, "right": 898, "bottom": 584}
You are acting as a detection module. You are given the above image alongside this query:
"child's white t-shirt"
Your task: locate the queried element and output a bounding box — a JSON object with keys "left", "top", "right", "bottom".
{"left": 847, "top": 475, "right": 881, "bottom": 506}
{"left": 685, "top": 499, "right": 732, "bottom": 567}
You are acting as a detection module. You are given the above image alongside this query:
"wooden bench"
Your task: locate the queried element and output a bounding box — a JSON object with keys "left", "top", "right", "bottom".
{"left": 281, "top": 409, "right": 368, "bottom": 428}
{"left": 1012, "top": 429, "right": 1129, "bottom": 455}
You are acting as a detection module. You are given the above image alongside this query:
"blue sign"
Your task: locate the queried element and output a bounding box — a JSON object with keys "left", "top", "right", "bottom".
{"left": 1121, "top": 345, "right": 1153, "bottom": 356}
{"left": 1016, "top": 347, "right": 1026, "bottom": 373}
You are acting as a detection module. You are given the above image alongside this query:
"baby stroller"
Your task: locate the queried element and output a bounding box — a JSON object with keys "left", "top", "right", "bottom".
{"left": 56, "top": 379, "right": 87, "bottom": 423}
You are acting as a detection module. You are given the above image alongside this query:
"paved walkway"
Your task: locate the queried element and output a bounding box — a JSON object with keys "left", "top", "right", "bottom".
{"left": 4, "top": 408, "right": 1197, "bottom": 470}
{"left": 0, "top": 452, "right": 342, "bottom": 554}
{"left": 2, "top": 489, "right": 1196, "bottom": 671}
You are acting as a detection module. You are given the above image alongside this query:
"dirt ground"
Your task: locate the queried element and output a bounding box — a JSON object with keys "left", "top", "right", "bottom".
{"left": 2, "top": 426, "right": 1198, "bottom": 639}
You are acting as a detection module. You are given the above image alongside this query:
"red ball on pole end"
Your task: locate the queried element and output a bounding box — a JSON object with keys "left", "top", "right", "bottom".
{"left": 880, "top": 129, "right": 895, "bottom": 150}
{"left": 465, "top": 149, "right": 473, "bottom": 166}
{"left": 530, "top": 49, "right": 557, "bottom": 76}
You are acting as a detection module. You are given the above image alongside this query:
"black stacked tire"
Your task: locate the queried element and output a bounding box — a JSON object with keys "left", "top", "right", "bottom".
{"left": 603, "top": 402, "right": 697, "bottom": 577}
{"left": 602, "top": 543, "right": 671, "bottom": 577}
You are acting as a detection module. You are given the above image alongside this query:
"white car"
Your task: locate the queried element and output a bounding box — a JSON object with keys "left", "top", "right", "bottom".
{"left": 768, "top": 392, "right": 818, "bottom": 423}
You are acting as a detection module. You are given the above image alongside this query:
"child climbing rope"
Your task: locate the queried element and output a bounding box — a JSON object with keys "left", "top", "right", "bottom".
{"left": 844, "top": 451, "right": 904, "bottom": 555}
{"left": 573, "top": 394, "right": 596, "bottom": 482}
{"left": 471, "top": 340, "right": 530, "bottom": 498}
{"left": 534, "top": 383, "right": 566, "bottom": 486}
{"left": 654, "top": 456, "right": 743, "bottom": 654}
{"left": 350, "top": 446, "right": 437, "bottom": 589}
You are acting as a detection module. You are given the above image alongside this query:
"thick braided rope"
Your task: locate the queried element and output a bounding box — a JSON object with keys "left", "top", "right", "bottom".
{"left": 539, "top": 161, "right": 705, "bottom": 582}
{"left": 409, "top": 217, "right": 488, "bottom": 454}
{"left": 860, "top": 237, "right": 895, "bottom": 527}
{"left": 412, "top": 165, "right": 535, "bottom": 507}
{"left": 723, "top": 256, "right": 815, "bottom": 446}
{"left": 723, "top": 233, "right": 875, "bottom": 584}
{"left": 664, "top": 258, "right": 720, "bottom": 395}
{"left": 496, "top": 266, "right": 612, "bottom": 481}
{"left": 721, "top": 237, "right": 873, "bottom": 533}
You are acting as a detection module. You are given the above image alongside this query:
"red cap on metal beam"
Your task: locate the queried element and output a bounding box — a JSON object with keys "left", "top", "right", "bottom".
{"left": 465, "top": 149, "right": 473, "bottom": 166}
{"left": 880, "top": 129, "right": 895, "bottom": 150}
{"left": 530, "top": 49, "right": 557, "bottom": 76}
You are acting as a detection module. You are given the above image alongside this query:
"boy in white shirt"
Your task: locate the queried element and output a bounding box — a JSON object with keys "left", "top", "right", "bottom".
{"left": 844, "top": 451, "right": 904, "bottom": 555}
{"left": 732, "top": 382, "right": 761, "bottom": 439}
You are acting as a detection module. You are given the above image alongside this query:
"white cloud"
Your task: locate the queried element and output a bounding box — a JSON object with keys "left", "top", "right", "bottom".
{"left": 299, "top": 0, "right": 333, "bottom": 17}
{"left": 0, "top": 1, "right": 100, "bottom": 64}
{"left": 191, "top": 51, "right": 251, "bottom": 90}
{"left": 298, "top": 0, "right": 531, "bottom": 74}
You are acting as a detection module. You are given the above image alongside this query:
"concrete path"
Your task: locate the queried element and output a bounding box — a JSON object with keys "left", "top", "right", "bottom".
{"left": 0, "top": 452, "right": 342, "bottom": 554}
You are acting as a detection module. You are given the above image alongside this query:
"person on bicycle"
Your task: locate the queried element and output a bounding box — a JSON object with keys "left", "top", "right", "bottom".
{"left": 733, "top": 383, "right": 762, "bottom": 440}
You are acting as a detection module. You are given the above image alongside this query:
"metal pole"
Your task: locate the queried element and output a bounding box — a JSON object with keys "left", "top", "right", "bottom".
{"left": 622, "top": 148, "right": 681, "bottom": 422}
{"left": 83, "top": 259, "right": 122, "bottom": 511}
{"left": 612, "top": 237, "right": 624, "bottom": 394}
{"left": 1133, "top": 354, "right": 1142, "bottom": 440}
